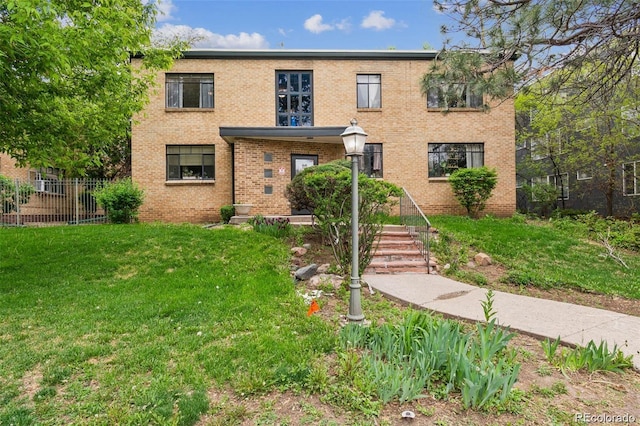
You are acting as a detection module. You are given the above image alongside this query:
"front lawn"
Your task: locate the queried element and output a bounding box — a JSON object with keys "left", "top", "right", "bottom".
{"left": 0, "top": 224, "right": 335, "bottom": 424}
{"left": 429, "top": 215, "right": 640, "bottom": 299}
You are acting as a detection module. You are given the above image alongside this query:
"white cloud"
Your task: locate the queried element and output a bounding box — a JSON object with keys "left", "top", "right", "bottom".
{"left": 155, "top": 0, "right": 176, "bottom": 22}
{"left": 335, "top": 18, "right": 352, "bottom": 32}
{"left": 304, "top": 14, "right": 334, "bottom": 34}
{"left": 153, "top": 24, "right": 269, "bottom": 49}
{"left": 361, "top": 10, "right": 397, "bottom": 31}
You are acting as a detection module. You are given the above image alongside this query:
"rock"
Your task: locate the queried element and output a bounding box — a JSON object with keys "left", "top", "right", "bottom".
{"left": 317, "top": 263, "right": 331, "bottom": 274}
{"left": 291, "top": 247, "right": 307, "bottom": 257}
{"left": 308, "top": 274, "right": 344, "bottom": 290}
{"left": 295, "top": 263, "right": 318, "bottom": 280}
{"left": 474, "top": 253, "right": 492, "bottom": 266}
{"left": 303, "top": 243, "right": 312, "bottom": 249}
{"left": 467, "top": 261, "right": 477, "bottom": 268}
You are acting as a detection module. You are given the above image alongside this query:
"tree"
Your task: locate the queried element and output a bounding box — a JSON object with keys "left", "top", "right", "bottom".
{"left": 0, "top": 0, "right": 187, "bottom": 175}
{"left": 448, "top": 167, "right": 498, "bottom": 218}
{"left": 430, "top": 0, "right": 640, "bottom": 103}
{"left": 285, "top": 160, "right": 402, "bottom": 276}
{"left": 516, "top": 68, "right": 640, "bottom": 216}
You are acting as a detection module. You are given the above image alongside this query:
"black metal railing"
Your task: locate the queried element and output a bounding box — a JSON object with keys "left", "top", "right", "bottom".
{"left": 399, "top": 188, "right": 432, "bottom": 272}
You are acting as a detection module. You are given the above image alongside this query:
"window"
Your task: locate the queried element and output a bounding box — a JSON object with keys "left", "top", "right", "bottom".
{"left": 428, "top": 143, "right": 484, "bottom": 178}
{"left": 357, "top": 74, "right": 381, "bottom": 108}
{"left": 548, "top": 173, "right": 569, "bottom": 200}
{"left": 276, "top": 71, "right": 312, "bottom": 126}
{"left": 623, "top": 161, "right": 639, "bottom": 196}
{"left": 529, "top": 138, "right": 546, "bottom": 160}
{"left": 166, "top": 74, "right": 213, "bottom": 108}
{"left": 427, "top": 83, "right": 483, "bottom": 109}
{"left": 576, "top": 170, "right": 592, "bottom": 180}
{"left": 359, "top": 143, "right": 383, "bottom": 178}
{"left": 516, "top": 175, "right": 527, "bottom": 188}
{"left": 166, "top": 145, "right": 215, "bottom": 180}
{"left": 29, "top": 168, "right": 64, "bottom": 194}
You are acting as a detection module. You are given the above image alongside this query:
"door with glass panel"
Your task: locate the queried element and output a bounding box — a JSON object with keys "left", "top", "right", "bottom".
{"left": 290, "top": 154, "right": 317, "bottom": 214}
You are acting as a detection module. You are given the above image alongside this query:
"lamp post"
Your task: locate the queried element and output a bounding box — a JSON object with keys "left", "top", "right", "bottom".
{"left": 340, "top": 119, "right": 367, "bottom": 323}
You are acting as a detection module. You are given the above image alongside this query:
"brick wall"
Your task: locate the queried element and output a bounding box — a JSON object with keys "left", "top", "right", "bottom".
{"left": 132, "top": 53, "right": 516, "bottom": 223}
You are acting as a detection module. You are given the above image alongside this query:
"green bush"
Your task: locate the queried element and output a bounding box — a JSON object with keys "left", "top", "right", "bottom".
{"left": 93, "top": 178, "right": 144, "bottom": 224}
{"left": 448, "top": 167, "right": 498, "bottom": 218}
{"left": 220, "top": 205, "right": 235, "bottom": 224}
{"left": 0, "top": 174, "right": 35, "bottom": 214}
{"left": 285, "top": 160, "right": 402, "bottom": 275}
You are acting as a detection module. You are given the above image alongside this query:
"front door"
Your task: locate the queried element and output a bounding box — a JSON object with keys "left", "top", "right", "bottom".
{"left": 291, "top": 154, "right": 318, "bottom": 215}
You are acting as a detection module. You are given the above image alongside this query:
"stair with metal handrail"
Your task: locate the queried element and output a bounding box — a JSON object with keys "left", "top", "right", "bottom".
{"left": 365, "top": 188, "right": 435, "bottom": 274}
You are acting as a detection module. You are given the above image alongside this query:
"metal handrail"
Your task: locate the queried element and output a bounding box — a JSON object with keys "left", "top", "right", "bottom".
{"left": 399, "top": 188, "right": 432, "bottom": 272}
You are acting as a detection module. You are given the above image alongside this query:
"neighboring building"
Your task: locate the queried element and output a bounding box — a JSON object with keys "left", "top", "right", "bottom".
{"left": 130, "top": 49, "right": 516, "bottom": 223}
{"left": 515, "top": 103, "right": 640, "bottom": 218}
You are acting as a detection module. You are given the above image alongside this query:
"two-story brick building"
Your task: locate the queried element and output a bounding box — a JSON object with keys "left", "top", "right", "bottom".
{"left": 131, "top": 49, "right": 516, "bottom": 223}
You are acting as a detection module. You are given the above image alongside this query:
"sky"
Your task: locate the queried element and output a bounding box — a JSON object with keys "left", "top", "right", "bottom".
{"left": 152, "top": 0, "right": 459, "bottom": 50}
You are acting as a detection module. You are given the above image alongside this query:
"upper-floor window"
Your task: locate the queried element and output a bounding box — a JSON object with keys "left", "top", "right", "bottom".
{"left": 427, "top": 83, "right": 483, "bottom": 109}
{"left": 576, "top": 170, "right": 593, "bottom": 180}
{"left": 357, "top": 74, "right": 381, "bottom": 108}
{"left": 166, "top": 145, "right": 215, "bottom": 180}
{"left": 276, "top": 71, "right": 312, "bottom": 126}
{"left": 428, "top": 143, "right": 484, "bottom": 178}
{"left": 166, "top": 74, "right": 214, "bottom": 109}
{"left": 359, "top": 143, "right": 383, "bottom": 178}
{"left": 623, "top": 161, "right": 639, "bottom": 196}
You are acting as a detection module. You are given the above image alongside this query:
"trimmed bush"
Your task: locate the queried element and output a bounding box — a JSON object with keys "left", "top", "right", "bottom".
{"left": 220, "top": 205, "right": 235, "bottom": 224}
{"left": 94, "top": 178, "right": 144, "bottom": 224}
{"left": 448, "top": 167, "right": 498, "bottom": 218}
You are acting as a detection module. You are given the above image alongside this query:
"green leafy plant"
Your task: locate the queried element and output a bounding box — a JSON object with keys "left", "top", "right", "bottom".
{"left": 93, "top": 178, "right": 144, "bottom": 223}
{"left": 220, "top": 205, "right": 235, "bottom": 224}
{"left": 285, "top": 160, "right": 402, "bottom": 275}
{"left": 248, "top": 215, "right": 292, "bottom": 238}
{"left": 337, "top": 308, "right": 520, "bottom": 410}
{"left": 448, "top": 167, "right": 498, "bottom": 218}
{"left": 0, "top": 174, "right": 35, "bottom": 214}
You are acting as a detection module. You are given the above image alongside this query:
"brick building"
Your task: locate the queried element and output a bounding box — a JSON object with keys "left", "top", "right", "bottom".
{"left": 131, "top": 49, "right": 516, "bottom": 223}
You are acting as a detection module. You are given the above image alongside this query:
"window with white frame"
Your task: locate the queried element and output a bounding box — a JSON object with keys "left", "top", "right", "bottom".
{"left": 428, "top": 143, "right": 484, "bottom": 178}
{"left": 576, "top": 170, "right": 592, "bottom": 180}
{"left": 357, "top": 74, "right": 381, "bottom": 108}
{"left": 427, "top": 82, "right": 483, "bottom": 109}
{"left": 530, "top": 174, "right": 569, "bottom": 200}
{"left": 530, "top": 137, "right": 546, "bottom": 160}
{"left": 623, "top": 161, "right": 639, "bottom": 196}
{"left": 548, "top": 173, "right": 569, "bottom": 200}
{"left": 516, "top": 175, "right": 527, "bottom": 188}
{"left": 166, "top": 145, "right": 215, "bottom": 180}
{"left": 29, "top": 167, "right": 64, "bottom": 194}
{"left": 359, "top": 143, "right": 383, "bottom": 178}
{"left": 166, "top": 74, "right": 214, "bottom": 109}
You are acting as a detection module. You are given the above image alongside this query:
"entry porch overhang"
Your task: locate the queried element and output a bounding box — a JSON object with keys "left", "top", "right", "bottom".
{"left": 219, "top": 126, "right": 348, "bottom": 145}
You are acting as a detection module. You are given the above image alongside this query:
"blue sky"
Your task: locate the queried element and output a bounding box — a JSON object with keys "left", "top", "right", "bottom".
{"left": 153, "top": 0, "right": 457, "bottom": 50}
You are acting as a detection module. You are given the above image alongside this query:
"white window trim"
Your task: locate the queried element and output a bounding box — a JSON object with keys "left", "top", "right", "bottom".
{"left": 623, "top": 161, "right": 639, "bottom": 196}
{"left": 576, "top": 170, "right": 592, "bottom": 181}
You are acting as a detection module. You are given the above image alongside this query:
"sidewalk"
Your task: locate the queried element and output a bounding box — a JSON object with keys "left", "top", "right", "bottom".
{"left": 363, "top": 272, "right": 640, "bottom": 371}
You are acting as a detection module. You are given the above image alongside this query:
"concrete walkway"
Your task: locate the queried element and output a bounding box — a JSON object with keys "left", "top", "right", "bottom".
{"left": 363, "top": 272, "right": 640, "bottom": 371}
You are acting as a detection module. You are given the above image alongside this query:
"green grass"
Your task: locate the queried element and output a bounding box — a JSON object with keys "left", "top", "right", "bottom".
{"left": 429, "top": 215, "right": 640, "bottom": 299}
{"left": 0, "top": 224, "right": 335, "bottom": 425}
